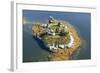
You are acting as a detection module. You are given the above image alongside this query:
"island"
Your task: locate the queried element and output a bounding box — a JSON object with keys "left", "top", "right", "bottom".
{"left": 32, "top": 16, "right": 82, "bottom": 61}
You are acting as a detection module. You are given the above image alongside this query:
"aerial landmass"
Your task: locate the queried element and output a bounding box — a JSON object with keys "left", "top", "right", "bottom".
{"left": 32, "top": 16, "right": 82, "bottom": 61}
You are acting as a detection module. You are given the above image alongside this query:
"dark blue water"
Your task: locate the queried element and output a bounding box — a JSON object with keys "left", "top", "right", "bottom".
{"left": 23, "top": 10, "right": 91, "bottom": 62}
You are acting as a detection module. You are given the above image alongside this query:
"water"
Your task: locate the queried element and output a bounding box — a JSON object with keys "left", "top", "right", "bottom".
{"left": 23, "top": 10, "right": 91, "bottom": 62}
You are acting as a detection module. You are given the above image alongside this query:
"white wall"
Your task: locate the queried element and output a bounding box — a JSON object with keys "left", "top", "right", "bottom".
{"left": 0, "top": 0, "right": 100, "bottom": 73}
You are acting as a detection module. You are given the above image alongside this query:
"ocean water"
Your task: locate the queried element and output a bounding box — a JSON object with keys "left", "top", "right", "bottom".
{"left": 23, "top": 10, "right": 91, "bottom": 62}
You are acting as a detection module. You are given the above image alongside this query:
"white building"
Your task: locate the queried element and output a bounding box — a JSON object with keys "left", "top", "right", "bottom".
{"left": 41, "top": 24, "right": 48, "bottom": 27}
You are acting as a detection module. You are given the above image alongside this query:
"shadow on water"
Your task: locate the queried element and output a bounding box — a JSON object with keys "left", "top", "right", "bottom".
{"left": 32, "top": 36, "right": 52, "bottom": 53}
